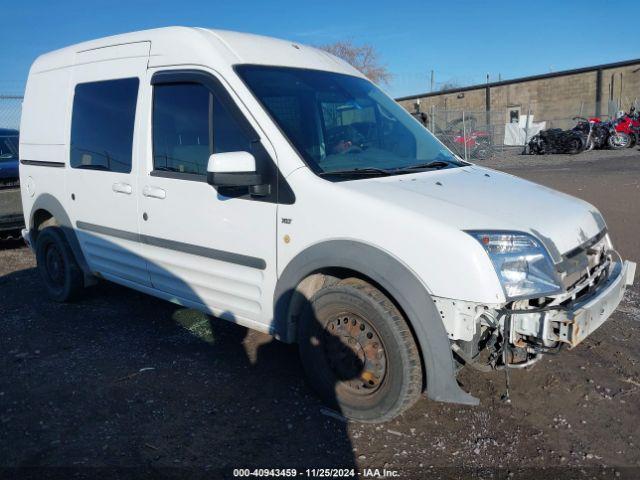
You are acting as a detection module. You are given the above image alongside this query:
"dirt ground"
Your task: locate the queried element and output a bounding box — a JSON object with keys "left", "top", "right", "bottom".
{"left": 1, "top": 148, "right": 639, "bottom": 479}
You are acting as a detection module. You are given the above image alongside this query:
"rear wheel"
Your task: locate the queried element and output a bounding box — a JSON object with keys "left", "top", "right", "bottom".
{"left": 298, "top": 279, "right": 423, "bottom": 422}
{"left": 35, "top": 227, "right": 84, "bottom": 302}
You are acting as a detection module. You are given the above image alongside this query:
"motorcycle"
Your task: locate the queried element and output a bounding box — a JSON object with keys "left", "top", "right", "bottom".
{"left": 528, "top": 127, "right": 585, "bottom": 155}
{"left": 436, "top": 117, "right": 494, "bottom": 160}
{"left": 609, "top": 107, "right": 640, "bottom": 148}
{"left": 572, "top": 116, "right": 610, "bottom": 150}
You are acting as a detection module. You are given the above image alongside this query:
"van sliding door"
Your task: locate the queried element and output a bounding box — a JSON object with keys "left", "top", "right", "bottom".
{"left": 66, "top": 42, "right": 152, "bottom": 286}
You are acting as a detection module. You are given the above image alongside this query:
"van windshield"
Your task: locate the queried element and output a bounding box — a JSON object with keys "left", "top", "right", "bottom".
{"left": 236, "top": 65, "right": 464, "bottom": 179}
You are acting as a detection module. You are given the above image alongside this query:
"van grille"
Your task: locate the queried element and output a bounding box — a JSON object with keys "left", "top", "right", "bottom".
{"left": 556, "top": 230, "right": 609, "bottom": 292}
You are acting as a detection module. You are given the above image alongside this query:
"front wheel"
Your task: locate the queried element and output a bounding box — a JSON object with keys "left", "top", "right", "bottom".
{"left": 566, "top": 136, "right": 584, "bottom": 154}
{"left": 298, "top": 279, "right": 423, "bottom": 423}
{"left": 608, "top": 132, "right": 631, "bottom": 149}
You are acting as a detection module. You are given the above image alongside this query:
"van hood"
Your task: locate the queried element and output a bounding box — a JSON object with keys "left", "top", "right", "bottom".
{"left": 343, "top": 165, "right": 606, "bottom": 262}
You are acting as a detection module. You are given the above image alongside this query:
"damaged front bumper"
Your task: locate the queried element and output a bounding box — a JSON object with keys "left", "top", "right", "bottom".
{"left": 511, "top": 257, "right": 636, "bottom": 348}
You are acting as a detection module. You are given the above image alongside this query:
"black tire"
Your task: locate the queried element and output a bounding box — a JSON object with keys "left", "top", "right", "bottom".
{"left": 567, "top": 136, "right": 584, "bottom": 154}
{"left": 627, "top": 135, "right": 636, "bottom": 148}
{"left": 298, "top": 279, "right": 423, "bottom": 423}
{"left": 35, "top": 227, "right": 84, "bottom": 302}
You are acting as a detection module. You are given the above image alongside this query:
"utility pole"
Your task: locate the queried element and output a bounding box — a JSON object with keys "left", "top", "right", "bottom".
{"left": 430, "top": 70, "right": 434, "bottom": 93}
{"left": 485, "top": 74, "right": 491, "bottom": 128}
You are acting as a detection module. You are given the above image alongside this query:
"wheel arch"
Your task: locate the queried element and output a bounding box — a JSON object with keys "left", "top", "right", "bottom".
{"left": 273, "top": 240, "right": 479, "bottom": 406}
{"left": 28, "top": 193, "right": 92, "bottom": 277}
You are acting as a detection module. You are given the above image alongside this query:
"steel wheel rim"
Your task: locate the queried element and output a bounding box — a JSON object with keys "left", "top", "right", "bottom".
{"left": 322, "top": 311, "right": 387, "bottom": 396}
{"left": 44, "top": 243, "right": 65, "bottom": 288}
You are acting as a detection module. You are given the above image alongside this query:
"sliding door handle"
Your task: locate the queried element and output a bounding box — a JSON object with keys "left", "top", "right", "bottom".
{"left": 112, "top": 182, "right": 132, "bottom": 195}
{"left": 143, "top": 185, "right": 166, "bottom": 199}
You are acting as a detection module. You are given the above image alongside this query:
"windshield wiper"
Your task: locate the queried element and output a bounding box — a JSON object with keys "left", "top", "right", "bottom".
{"left": 318, "top": 167, "right": 393, "bottom": 177}
{"left": 393, "top": 161, "right": 451, "bottom": 172}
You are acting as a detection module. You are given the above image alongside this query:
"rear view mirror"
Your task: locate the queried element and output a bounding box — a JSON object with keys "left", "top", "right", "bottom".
{"left": 206, "top": 151, "right": 262, "bottom": 187}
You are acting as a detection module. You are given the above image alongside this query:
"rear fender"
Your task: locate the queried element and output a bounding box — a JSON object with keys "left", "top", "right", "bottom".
{"left": 29, "top": 193, "right": 91, "bottom": 277}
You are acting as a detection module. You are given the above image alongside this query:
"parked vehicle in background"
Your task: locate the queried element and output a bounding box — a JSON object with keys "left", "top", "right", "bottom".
{"left": 528, "top": 126, "right": 585, "bottom": 154}
{"left": 437, "top": 117, "right": 493, "bottom": 160}
{"left": 572, "top": 117, "right": 610, "bottom": 151}
{"left": 410, "top": 113, "right": 493, "bottom": 160}
{"left": 0, "top": 128, "right": 23, "bottom": 239}
{"left": 609, "top": 108, "right": 639, "bottom": 148}
{"left": 19, "top": 28, "right": 636, "bottom": 422}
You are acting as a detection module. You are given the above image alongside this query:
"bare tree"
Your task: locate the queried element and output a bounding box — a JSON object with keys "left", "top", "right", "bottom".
{"left": 318, "top": 40, "right": 392, "bottom": 85}
{"left": 439, "top": 80, "right": 461, "bottom": 92}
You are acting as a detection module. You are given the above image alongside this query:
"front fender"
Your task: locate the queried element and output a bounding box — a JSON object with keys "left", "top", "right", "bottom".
{"left": 273, "top": 239, "right": 479, "bottom": 406}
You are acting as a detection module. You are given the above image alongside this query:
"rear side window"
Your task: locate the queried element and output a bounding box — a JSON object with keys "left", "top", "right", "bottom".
{"left": 70, "top": 78, "right": 139, "bottom": 173}
{"left": 152, "top": 83, "right": 252, "bottom": 176}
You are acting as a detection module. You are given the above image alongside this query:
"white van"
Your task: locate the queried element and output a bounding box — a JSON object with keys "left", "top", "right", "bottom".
{"left": 19, "top": 27, "right": 635, "bottom": 422}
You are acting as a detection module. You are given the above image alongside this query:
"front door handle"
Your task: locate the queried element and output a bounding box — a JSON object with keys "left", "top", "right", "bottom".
{"left": 112, "top": 182, "right": 132, "bottom": 195}
{"left": 143, "top": 185, "right": 166, "bottom": 199}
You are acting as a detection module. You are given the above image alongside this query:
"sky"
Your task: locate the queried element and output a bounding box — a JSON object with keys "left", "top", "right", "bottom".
{"left": 1, "top": 0, "right": 639, "bottom": 99}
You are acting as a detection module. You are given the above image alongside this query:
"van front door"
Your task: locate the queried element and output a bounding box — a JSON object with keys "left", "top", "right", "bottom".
{"left": 137, "top": 69, "right": 280, "bottom": 332}
{"left": 66, "top": 43, "right": 151, "bottom": 286}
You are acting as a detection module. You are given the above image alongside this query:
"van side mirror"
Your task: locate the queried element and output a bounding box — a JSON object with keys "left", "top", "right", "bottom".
{"left": 206, "top": 152, "right": 263, "bottom": 188}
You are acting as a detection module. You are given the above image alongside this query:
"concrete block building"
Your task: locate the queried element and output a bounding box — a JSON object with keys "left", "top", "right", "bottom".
{"left": 396, "top": 58, "right": 640, "bottom": 130}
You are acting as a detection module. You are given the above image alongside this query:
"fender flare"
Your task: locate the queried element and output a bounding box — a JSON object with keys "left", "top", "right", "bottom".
{"left": 28, "top": 193, "right": 91, "bottom": 276}
{"left": 273, "top": 240, "right": 479, "bottom": 406}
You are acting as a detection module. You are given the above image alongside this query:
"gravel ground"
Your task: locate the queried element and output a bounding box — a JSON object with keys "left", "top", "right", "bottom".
{"left": 1, "top": 148, "right": 639, "bottom": 479}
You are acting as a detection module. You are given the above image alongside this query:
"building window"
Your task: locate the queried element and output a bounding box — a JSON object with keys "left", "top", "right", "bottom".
{"left": 70, "top": 78, "right": 139, "bottom": 173}
{"left": 508, "top": 107, "right": 521, "bottom": 124}
{"left": 152, "top": 82, "right": 252, "bottom": 176}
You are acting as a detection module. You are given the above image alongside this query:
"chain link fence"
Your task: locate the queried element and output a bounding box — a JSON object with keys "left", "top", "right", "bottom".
{"left": 409, "top": 98, "right": 640, "bottom": 161}
{"left": 411, "top": 108, "right": 510, "bottom": 161}
{"left": 0, "top": 95, "right": 23, "bottom": 131}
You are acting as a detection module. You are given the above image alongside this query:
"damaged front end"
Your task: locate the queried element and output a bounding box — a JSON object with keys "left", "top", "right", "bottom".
{"left": 443, "top": 230, "right": 636, "bottom": 373}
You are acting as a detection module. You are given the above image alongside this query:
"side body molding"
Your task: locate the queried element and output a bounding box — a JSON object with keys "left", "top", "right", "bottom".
{"left": 273, "top": 240, "right": 479, "bottom": 406}
{"left": 28, "top": 193, "right": 91, "bottom": 276}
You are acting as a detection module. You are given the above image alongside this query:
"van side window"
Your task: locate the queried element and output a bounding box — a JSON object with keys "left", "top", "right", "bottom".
{"left": 152, "top": 83, "right": 252, "bottom": 176}
{"left": 70, "top": 78, "right": 139, "bottom": 173}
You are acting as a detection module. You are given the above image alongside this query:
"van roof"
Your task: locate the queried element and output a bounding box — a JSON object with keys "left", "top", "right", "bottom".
{"left": 29, "top": 26, "right": 362, "bottom": 78}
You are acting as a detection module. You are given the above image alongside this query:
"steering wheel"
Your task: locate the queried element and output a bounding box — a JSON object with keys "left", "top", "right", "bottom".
{"left": 344, "top": 143, "right": 364, "bottom": 154}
